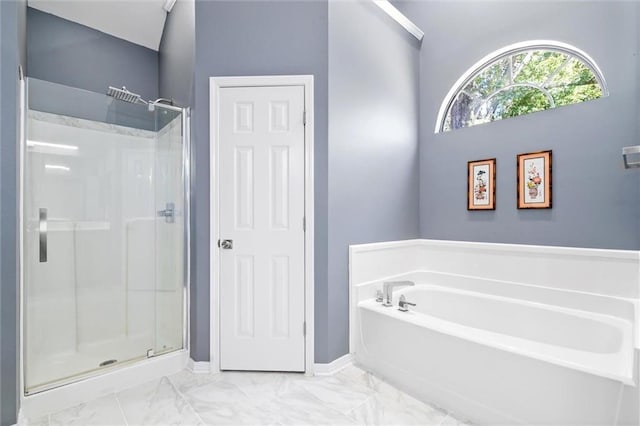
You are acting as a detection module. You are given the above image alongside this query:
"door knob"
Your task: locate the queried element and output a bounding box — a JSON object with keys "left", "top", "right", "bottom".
{"left": 219, "top": 239, "right": 233, "bottom": 250}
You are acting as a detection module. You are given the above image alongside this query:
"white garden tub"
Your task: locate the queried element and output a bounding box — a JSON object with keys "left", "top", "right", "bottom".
{"left": 356, "top": 284, "right": 636, "bottom": 425}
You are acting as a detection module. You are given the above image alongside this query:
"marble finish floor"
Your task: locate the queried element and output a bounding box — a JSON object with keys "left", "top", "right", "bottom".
{"left": 24, "top": 366, "right": 471, "bottom": 426}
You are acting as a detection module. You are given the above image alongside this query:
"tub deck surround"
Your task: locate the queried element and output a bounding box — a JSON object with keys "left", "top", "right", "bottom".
{"left": 350, "top": 239, "right": 640, "bottom": 298}
{"left": 350, "top": 239, "right": 640, "bottom": 351}
{"left": 349, "top": 239, "right": 640, "bottom": 425}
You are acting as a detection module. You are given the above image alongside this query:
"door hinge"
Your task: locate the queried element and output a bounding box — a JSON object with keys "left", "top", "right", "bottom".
{"left": 303, "top": 321, "right": 306, "bottom": 337}
{"left": 303, "top": 216, "right": 306, "bottom": 232}
{"left": 303, "top": 110, "right": 307, "bottom": 126}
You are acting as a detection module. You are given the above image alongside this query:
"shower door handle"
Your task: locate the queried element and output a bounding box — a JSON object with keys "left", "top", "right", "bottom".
{"left": 39, "top": 208, "right": 47, "bottom": 263}
{"left": 157, "top": 202, "right": 175, "bottom": 223}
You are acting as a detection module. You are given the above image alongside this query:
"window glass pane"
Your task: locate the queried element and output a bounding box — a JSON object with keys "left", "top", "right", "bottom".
{"left": 514, "top": 51, "right": 567, "bottom": 85}
{"left": 489, "top": 86, "right": 552, "bottom": 120}
{"left": 466, "top": 57, "right": 511, "bottom": 98}
{"left": 439, "top": 43, "right": 607, "bottom": 133}
{"left": 549, "top": 84, "right": 602, "bottom": 108}
{"left": 446, "top": 92, "right": 473, "bottom": 131}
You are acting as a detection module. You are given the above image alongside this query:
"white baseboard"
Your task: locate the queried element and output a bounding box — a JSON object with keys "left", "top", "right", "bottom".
{"left": 187, "top": 358, "right": 211, "bottom": 374}
{"left": 314, "top": 353, "right": 353, "bottom": 376}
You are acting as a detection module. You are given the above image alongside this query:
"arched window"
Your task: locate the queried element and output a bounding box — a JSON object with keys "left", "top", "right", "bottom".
{"left": 435, "top": 41, "right": 608, "bottom": 133}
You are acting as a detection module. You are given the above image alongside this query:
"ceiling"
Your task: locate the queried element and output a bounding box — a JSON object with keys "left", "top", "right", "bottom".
{"left": 28, "top": 0, "right": 169, "bottom": 51}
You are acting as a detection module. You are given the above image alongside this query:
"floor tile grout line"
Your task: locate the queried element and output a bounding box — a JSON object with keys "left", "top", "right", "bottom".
{"left": 223, "top": 375, "right": 260, "bottom": 401}
{"left": 230, "top": 371, "right": 369, "bottom": 423}
{"left": 249, "top": 373, "right": 354, "bottom": 422}
{"left": 166, "top": 375, "right": 208, "bottom": 425}
{"left": 343, "top": 393, "right": 376, "bottom": 423}
{"left": 299, "top": 386, "right": 359, "bottom": 420}
{"left": 299, "top": 376, "right": 383, "bottom": 422}
{"left": 114, "top": 392, "right": 130, "bottom": 426}
{"left": 337, "top": 368, "right": 387, "bottom": 395}
{"left": 345, "top": 367, "right": 458, "bottom": 425}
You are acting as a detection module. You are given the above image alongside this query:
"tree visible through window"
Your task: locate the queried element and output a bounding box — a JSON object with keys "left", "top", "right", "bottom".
{"left": 437, "top": 42, "right": 608, "bottom": 133}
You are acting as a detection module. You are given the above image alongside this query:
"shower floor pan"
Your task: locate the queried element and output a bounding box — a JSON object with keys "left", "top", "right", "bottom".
{"left": 25, "top": 335, "right": 177, "bottom": 395}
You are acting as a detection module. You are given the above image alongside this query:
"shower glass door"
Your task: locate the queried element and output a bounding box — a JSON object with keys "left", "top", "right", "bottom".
{"left": 23, "top": 78, "right": 187, "bottom": 394}
{"left": 153, "top": 108, "right": 186, "bottom": 357}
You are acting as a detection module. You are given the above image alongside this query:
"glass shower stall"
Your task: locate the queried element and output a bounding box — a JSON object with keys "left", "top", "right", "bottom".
{"left": 21, "top": 78, "right": 190, "bottom": 395}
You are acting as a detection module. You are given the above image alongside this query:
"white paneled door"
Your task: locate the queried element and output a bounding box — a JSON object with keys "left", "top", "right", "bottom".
{"left": 218, "top": 85, "right": 306, "bottom": 371}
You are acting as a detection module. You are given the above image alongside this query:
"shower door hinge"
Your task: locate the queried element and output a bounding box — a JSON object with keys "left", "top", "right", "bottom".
{"left": 303, "top": 110, "right": 307, "bottom": 126}
{"left": 303, "top": 321, "right": 306, "bottom": 337}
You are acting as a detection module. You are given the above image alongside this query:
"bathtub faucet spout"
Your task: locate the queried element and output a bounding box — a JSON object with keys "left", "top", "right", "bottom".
{"left": 382, "top": 281, "right": 415, "bottom": 307}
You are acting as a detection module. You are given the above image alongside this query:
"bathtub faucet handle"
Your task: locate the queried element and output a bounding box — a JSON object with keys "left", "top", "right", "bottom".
{"left": 398, "top": 295, "right": 416, "bottom": 312}
{"left": 382, "top": 281, "right": 415, "bottom": 307}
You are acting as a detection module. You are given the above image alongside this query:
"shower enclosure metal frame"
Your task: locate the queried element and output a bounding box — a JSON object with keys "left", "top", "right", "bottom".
{"left": 17, "top": 76, "right": 192, "bottom": 398}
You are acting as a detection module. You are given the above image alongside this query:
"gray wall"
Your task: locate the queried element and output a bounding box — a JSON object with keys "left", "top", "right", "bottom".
{"left": 159, "top": 0, "right": 195, "bottom": 107}
{"left": 190, "top": 0, "right": 419, "bottom": 364}
{"left": 326, "top": 1, "right": 420, "bottom": 361}
{"left": 192, "top": 0, "right": 329, "bottom": 362}
{"left": 0, "top": 1, "right": 26, "bottom": 424}
{"left": 399, "top": 1, "right": 640, "bottom": 250}
{"left": 637, "top": 4, "right": 640, "bottom": 163}
{"left": 27, "top": 7, "right": 159, "bottom": 100}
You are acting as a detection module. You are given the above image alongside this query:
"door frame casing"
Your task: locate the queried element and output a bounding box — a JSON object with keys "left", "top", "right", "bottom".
{"left": 209, "top": 75, "right": 315, "bottom": 374}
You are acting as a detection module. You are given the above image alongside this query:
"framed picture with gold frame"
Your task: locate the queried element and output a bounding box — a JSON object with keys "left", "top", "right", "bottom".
{"left": 517, "top": 150, "right": 552, "bottom": 209}
{"left": 467, "top": 158, "right": 496, "bottom": 210}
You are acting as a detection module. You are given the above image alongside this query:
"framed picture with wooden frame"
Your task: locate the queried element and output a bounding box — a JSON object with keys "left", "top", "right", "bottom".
{"left": 467, "top": 158, "right": 496, "bottom": 210}
{"left": 517, "top": 150, "right": 552, "bottom": 209}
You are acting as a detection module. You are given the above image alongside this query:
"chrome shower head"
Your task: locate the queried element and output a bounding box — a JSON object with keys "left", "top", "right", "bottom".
{"left": 106, "top": 86, "right": 147, "bottom": 105}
